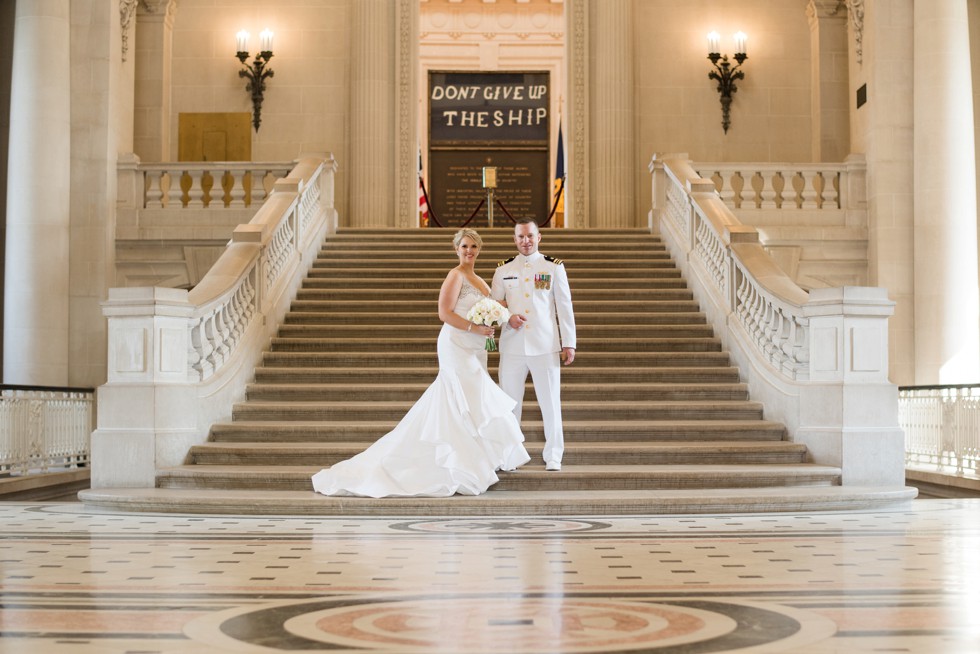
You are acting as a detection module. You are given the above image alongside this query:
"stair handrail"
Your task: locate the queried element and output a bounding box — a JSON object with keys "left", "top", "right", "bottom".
{"left": 658, "top": 156, "right": 813, "bottom": 380}
{"left": 650, "top": 153, "right": 906, "bottom": 488}
{"left": 92, "top": 154, "right": 338, "bottom": 489}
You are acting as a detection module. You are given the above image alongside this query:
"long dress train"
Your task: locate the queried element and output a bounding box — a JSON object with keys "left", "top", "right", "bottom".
{"left": 311, "top": 280, "right": 530, "bottom": 497}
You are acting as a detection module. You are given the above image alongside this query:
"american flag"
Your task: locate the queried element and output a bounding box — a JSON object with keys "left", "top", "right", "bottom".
{"left": 418, "top": 148, "right": 429, "bottom": 227}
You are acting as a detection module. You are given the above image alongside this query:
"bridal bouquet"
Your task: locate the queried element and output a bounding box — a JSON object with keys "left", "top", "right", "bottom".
{"left": 466, "top": 297, "right": 510, "bottom": 352}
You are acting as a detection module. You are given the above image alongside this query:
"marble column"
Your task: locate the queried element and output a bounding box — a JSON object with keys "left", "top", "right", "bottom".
{"left": 589, "top": 0, "right": 634, "bottom": 228}
{"left": 863, "top": 0, "right": 914, "bottom": 385}
{"left": 350, "top": 0, "right": 395, "bottom": 227}
{"left": 807, "top": 0, "right": 851, "bottom": 162}
{"left": 913, "top": 0, "right": 980, "bottom": 383}
{"left": 3, "top": 0, "right": 71, "bottom": 385}
{"left": 133, "top": 0, "right": 176, "bottom": 162}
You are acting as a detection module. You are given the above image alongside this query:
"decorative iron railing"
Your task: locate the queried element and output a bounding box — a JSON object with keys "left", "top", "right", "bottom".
{"left": 900, "top": 385, "right": 980, "bottom": 477}
{"left": 0, "top": 385, "right": 94, "bottom": 475}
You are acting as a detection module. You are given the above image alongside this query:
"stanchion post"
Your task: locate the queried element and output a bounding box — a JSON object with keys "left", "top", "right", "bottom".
{"left": 483, "top": 166, "right": 497, "bottom": 228}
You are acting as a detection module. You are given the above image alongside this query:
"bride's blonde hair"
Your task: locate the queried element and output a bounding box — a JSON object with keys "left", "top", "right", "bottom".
{"left": 453, "top": 228, "right": 483, "bottom": 249}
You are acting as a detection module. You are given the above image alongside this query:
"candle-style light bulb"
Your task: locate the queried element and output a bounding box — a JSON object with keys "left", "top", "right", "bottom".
{"left": 707, "top": 31, "right": 720, "bottom": 54}
{"left": 733, "top": 31, "right": 747, "bottom": 55}
{"left": 260, "top": 29, "right": 274, "bottom": 53}
{"left": 236, "top": 30, "right": 249, "bottom": 53}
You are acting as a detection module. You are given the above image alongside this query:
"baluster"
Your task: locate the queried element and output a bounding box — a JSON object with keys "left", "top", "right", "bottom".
{"left": 828, "top": 171, "right": 841, "bottom": 209}
{"left": 254, "top": 170, "right": 271, "bottom": 202}
{"left": 186, "top": 169, "right": 205, "bottom": 208}
{"left": 772, "top": 172, "right": 785, "bottom": 209}
{"left": 759, "top": 171, "right": 778, "bottom": 209}
{"left": 710, "top": 171, "right": 729, "bottom": 208}
{"left": 229, "top": 169, "right": 247, "bottom": 208}
{"left": 167, "top": 169, "right": 185, "bottom": 208}
{"left": 193, "top": 315, "right": 215, "bottom": 379}
{"left": 800, "top": 171, "right": 819, "bottom": 209}
{"left": 145, "top": 170, "right": 164, "bottom": 208}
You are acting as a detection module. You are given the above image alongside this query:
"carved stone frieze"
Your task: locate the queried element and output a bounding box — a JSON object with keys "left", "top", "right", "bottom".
{"left": 420, "top": 0, "right": 563, "bottom": 44}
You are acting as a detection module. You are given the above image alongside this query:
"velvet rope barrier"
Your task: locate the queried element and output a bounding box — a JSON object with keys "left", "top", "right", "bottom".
{"left": 419, "top": 175, "right": 443, "bottom": 227}
{"left": 494, "top": 198, "right": 519, "bottom": 225}
{"left": 538, "top": 176, "right": 565, "bottom": 228}
{"left": 458, "top": 198, "right": 486, "bottom": 228}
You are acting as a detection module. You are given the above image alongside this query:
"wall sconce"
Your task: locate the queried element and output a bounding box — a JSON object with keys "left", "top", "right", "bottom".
{"left": 236, "top": 29, "right": 275, "bottom": 132}
{"left": 707, "top": 31, "right": 748, "bottom": 134}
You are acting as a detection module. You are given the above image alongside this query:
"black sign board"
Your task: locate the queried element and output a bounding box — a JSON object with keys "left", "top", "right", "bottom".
{"left": 429, "top": 72, "right": 549, "bottom": 145}
{"left": 427, "top": 71, "right": 550, "bottom": 227}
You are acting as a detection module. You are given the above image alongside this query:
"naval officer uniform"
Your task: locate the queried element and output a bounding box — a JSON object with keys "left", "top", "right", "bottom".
{"left": 491, "top": 251, "right": 576, "bottom": 469}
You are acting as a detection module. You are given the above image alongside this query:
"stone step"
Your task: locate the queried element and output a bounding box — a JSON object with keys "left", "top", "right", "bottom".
{"left": 230, "top": 400, "right": 765, "bottom": 422}
{"left": 293, "top": 287, "right": 695, "bottom": 301}
{"left": 259, "top": 350, "right": 733, "bottom": 368}
{"left": 306, "top": 267, "right": 682, "bottom": 279}
{"left": 208, "top": 419, "right": 787, "bottom": 443}
{"left": 244, "top": 382, "right": 750, "bottom": 403}
{"left": 282, "top": 311, "right": 707, "bottom": 326}
{"left": 253, "top": 365, "right": 741, "bottom": 384}
{"left": 275, "top": 324, "right": 716, "bottom": 340}
{"left": 287, "top": 299, "right": 703, "bottom": 313}
{"left": 268, "top": 336, "right": 723, "bottom": 353}
{"left": 301, "top": 276, "right": 688, "bottom": 290}
{"left": 78, "top": 486, "right": 919, "bottom": 516}
{"left": 317, "top": 247, "right": 670, "bottom": 264}
{"left": 155, "top": 463, "right": 841, "bottom": 492}
{"left": 188, "top": 441, "right": 808, "bottom": 466}
{"left": 311, "top": 258, "right": 677, "bottom": 269}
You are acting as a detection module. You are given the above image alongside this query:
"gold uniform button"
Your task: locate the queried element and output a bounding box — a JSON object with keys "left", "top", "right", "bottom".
{"left": 525, "top": 293, "right": 530, "bottom": 298}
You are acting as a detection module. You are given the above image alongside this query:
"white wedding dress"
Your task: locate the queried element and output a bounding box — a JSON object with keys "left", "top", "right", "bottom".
{"left": 311, "top": 280, "right": 530, "bottom": 497}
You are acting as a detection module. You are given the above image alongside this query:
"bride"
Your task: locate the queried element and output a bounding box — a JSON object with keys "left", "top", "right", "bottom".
{"left": 312, "top": 228, "right": 531, "bottom": 497}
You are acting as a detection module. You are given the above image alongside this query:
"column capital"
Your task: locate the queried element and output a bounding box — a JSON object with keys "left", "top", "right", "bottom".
{"left": 137, "top": 0, "right": 178, "bottom": 25}
{"left": 807, "top": 0, "right": 848, "bottom": 22}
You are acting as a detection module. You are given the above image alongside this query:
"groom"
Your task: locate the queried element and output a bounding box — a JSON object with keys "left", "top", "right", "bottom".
{"left": 491, "top": 219, "right": 576, "bottom": 471}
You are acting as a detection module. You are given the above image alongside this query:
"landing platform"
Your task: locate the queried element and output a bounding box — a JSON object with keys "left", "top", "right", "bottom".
{"left": 79, "top": 485, "right": 918, "bottom": 516}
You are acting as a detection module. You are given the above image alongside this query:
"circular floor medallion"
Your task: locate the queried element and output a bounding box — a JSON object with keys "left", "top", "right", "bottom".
{"left": 185, "top": 592, "right": 837, "bottom": 653}
{"left": 389, "top": 519, "right": 611, "bottom": 534}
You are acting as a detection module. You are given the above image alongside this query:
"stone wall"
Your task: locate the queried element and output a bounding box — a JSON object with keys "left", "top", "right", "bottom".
{"left": 166, "top": 0, "right": 351, "bottom": 220}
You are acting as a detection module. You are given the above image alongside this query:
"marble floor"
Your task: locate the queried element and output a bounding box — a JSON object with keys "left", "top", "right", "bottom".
{"left": 0, "top": 499, "right": 978, "bottom": 653}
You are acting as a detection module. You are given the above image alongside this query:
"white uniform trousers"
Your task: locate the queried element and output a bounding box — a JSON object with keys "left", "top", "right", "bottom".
{"left": 498, "top": 352, "right": 564, "bottom": 465}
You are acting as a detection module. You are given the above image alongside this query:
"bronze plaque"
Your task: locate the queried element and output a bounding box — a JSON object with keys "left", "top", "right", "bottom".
{"left": 429, "top": 150, "right": 549, "bottom": 228}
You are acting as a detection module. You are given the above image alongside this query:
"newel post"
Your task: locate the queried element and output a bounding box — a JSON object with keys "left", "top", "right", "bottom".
{"left": 90, "top": 287, "right": 196, "bottom": 488}
{"left": 798, "top": 287, "right": 906, "bottom": 486}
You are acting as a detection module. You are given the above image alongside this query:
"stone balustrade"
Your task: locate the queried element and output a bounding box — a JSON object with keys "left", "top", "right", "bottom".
{"left": 133, "top": 161, "right": 293, "bottom": 209}
{"left": 0, "top": 385, "right": 93, "bottom": 475}
{"left": 650, "top": 153, "right": 905, "bottom": 488}
{"left": 696, "top": 162, "right": 847, "bottom": 210}
{"left": 91, "top": 155, "right": 338, "bottom": 488}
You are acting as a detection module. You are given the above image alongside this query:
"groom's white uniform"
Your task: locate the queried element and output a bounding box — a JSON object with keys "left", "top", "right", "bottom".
{"left": 491, "top": 251, "right": 576, "bottom": 468}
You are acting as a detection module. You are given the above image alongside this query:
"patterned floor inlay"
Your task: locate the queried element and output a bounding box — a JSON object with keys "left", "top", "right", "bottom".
{"left": 0, "top": 500, "right": 978, "bottom": 653}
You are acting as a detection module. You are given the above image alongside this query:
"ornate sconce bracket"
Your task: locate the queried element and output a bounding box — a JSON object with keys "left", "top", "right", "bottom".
{"left": 707, "top": 51, "right": 747, "bottom": 134}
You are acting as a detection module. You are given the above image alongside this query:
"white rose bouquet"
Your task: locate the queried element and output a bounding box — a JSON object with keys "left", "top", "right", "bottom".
{"left": 466, "top": 297, "right": 511, "bottom": 352}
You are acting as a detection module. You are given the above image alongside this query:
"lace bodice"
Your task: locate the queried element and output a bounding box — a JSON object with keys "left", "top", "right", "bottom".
{"left": 454, "top": 279, "right": 487, "bottom": 318}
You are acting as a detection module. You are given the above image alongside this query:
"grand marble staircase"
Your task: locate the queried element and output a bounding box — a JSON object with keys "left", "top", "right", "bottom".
{"left": 86, "top": 228, "right": 914, "bottom": 514}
